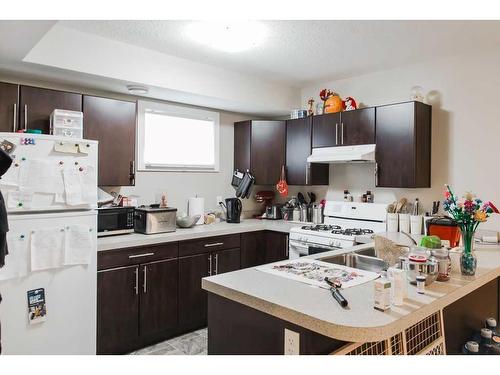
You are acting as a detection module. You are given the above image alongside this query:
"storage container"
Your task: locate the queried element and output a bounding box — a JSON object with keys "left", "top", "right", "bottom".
{"left": 50, "top": 109, "right": 84, "bottom": 139}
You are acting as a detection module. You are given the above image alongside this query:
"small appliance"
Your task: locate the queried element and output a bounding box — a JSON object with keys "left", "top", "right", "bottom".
{"left": 97, "top": 206, "right": 135, "bottom": 237}
{"left": 426, "top": 217, "right": 461, "bottom": 248}
{"left": 266, "top": 204, "right": 283, "bottom": 220}
{"left": 255, "top": 190, "right": 275, "bottom": 217}
{"left": 134, "top": 205, "right": 177, "bottom": 234}
{"left": 225, "top": 198, "right": 242, "bottom": 223}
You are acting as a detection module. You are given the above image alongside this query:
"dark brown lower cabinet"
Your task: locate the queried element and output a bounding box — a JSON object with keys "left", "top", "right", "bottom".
{"left": 139, "top": 259, "right": 178, "bottom": 338}
{"left": 97, "top": 265, "right": 140, "bottom": 354}
{"left": 178, "top": 253, "right": 210, "bottom": 332}
{"left": 97, "top": 246, "right": 179, "bottom": 354}
{"left": 214, "top": 248, "right": 240, "bottom": 274}
{"left": 241, "top": 231, "right": 289, "bottom": 269}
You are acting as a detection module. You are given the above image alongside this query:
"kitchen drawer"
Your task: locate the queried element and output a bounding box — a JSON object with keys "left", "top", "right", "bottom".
{"left": 179, "top": 234, "right": 241, "bottom": 257}
{"left": 98, "top": 242, "right": 179, "bottom": 270}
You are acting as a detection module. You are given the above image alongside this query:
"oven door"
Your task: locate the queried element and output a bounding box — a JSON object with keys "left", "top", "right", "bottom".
{"left": 288, "top": 240, "right": 340, "bottom": 259}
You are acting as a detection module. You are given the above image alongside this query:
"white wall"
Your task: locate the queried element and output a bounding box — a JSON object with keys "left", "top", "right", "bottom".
{"left": 115, "top": 110, "right": 250, "bottom": 215}
{"left": 301, "top": 50, "right": 500, "bottom": 229}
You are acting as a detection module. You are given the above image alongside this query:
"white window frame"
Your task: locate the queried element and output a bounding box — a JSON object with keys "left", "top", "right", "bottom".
{"left": 137, "top": 100, "right": 220, "bottom": 172}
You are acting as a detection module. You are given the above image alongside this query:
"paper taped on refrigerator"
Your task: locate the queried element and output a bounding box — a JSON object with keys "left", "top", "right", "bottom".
{"left": 0, "top": 232, "right": 29, "bottom": 281}
{"left": 64, "top": 224, "right": 93, "bottom": 265}
{"left": 18, "top": 159, "right": 65, "bottom": 194}
{"left": 30, "top": 227, "right": 66, "bottom": 271}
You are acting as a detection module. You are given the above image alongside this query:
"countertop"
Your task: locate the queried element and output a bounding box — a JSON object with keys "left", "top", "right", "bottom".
{"left": 97, "top": 219, "right": 302, "bottom": 251}
{"left": 202, "top": 244, "right": 500, "bottom": 342}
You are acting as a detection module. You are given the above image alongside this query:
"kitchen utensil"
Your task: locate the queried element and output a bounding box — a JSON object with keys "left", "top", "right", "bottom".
{"left": 276, "top": 165, "right": 288, "bottom": 197}
{"left": 225, "top": 198, "right": 242, "bottom": 223}
{"left": 308, "top": 192, "right": 316, "bottom": 204}
{"left": 432, "top": 201, "right": 440, "bottom": 215}
{"left": 395, "top": 198, "right": 408, "bottom": 213}
{"left": 297, "top": 192, "right": 307, "bottom": 205}
{"left": 412, "top": 198, "right": 420, "bottom": 215}
{"left": 176, "top": 214, "right": 202, "bottom": 228}
{"left": 236, "top": 171, "right": 255, "bottom": 198}
{"left": 387, "top": 203, "right": 396, "bottom": 214}
{"left": 231, "top": 169, "right": 244, "bottom": 190}
{"left": 324, "top": 277, "right": 348, "bottom": 308}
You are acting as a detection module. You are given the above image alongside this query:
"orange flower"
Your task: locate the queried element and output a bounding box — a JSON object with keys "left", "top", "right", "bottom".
{"left": 474, "top": 211, "right": 487, "bottom": 222}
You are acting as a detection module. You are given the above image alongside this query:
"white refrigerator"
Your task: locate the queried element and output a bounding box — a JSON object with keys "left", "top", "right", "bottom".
{"left": 0, "top": 132, "right": 98, "bottom": 354}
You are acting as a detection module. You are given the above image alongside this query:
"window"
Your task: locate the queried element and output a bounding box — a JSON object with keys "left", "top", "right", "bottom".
{"left": 137, "top": 101, "right": 220, "bottom": 172}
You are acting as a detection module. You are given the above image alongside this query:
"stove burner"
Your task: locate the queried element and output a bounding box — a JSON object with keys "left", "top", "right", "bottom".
{"left": 331, "top": 228, "right": 375, "bottom": 236}
{"left": 301, "top": 224, "right": 341, "bottom": 231}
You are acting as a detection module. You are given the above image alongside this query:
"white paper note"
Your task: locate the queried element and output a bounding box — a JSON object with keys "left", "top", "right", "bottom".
{"left": 54, "top": 142, "right": 79, "bottom": 154}
{"left": 7, "top": 191, "right": 33, "bottom": 209}
{"left": 0, "top": 232, "right": 29, "bottom": 281}
{"left": 81, "top": 166, "right": 97, "bottom": 205}
{"left": 18, "top": 159, "right": 64, "bottom": 194}
{"left": 64, "top": 225, "right": 93, "bottom": 265}
{"left": 31, "top": 228, "right": 65, "bottom": 271}
{"left": 63, "top": 168, "right": 84, "bottom": 206}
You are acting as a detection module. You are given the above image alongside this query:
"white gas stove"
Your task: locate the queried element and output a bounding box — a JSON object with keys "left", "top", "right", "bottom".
{"left": 288, "top": 201, "right": 388, "bottom": 259}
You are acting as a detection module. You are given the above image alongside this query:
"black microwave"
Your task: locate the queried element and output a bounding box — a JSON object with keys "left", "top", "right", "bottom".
{"left": 97, "top": 206, "right": 135, "bottom": 237}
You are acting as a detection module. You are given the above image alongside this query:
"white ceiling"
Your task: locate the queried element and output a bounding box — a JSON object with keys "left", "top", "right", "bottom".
{"left": 1, "top": 20, "right": 500, "bottom": 115}
{"left": 60, "top": 20, "right": 500, "bottom": 86}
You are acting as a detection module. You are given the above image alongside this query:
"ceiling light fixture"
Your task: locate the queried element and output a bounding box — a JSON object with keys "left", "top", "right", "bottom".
{"left": 127, "top": 85, "right": 149, "bottom": 95}
{"left": 185, "top": 21, "right": 267, "bottom": 53}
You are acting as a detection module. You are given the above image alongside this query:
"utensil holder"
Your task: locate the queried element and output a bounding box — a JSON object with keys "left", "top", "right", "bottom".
{"left": 410, "top": 215, "right": 423, "bottom": 235}
{"left": 423, "top": 216, "right": 434, "bottom": 235}
{"left": 399, "top": 213, "right": 410, "bottom": 233}
{"left": 387, "top": 213, "right": 399, "bottom": 232}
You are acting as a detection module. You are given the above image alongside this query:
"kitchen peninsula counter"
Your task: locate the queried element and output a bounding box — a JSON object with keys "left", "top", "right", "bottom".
{"left": 202, "top": 244, "right": 500, "bottom": 353}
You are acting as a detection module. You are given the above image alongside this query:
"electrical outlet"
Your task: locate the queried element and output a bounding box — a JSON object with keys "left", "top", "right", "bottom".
{"left": 284, "top": 328, "right": 300, "bottom": 355}
{"left": 216, "top": 196, "right": 223, "bottom": 205}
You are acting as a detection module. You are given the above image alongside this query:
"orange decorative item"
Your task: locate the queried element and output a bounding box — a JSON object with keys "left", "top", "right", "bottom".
{"left": 342, "top": 97, "right": 357, "bottom": 111}
{"left": 276, "top": 165, "right": 288, "bottom": 197}
{"left": 320, "top": 89, "right": 343, "bottom": 114}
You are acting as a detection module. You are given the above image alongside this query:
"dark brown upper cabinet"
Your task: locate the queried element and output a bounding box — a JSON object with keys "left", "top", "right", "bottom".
{"left": 286, "top": 117, "right": 329, "bottom": 186}
{"left": 341, "top": 107, "right": 375, "bottom": 146}
{"left": 83, "top": 95, "right": 136, "bottom": 187}
{"left": 0, "top": 82, "right": 19, "bottom": 133}
{"left": 234, "top": 120, "right": 285, "bottom": 185}
{"left": 375, "top": 101, "right": 431, "bottom": 188}
{"left": 19, "top": 85, "right": 82, "bottom": 134}
{"left": 312, "top": 112, "right": 341, "bottom": 148}
{"left": 312, "top": 108, "right": 375, "bottom": 148}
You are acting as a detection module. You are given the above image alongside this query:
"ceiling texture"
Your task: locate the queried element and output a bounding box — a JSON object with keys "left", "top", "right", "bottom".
{"left": 1, "top": 20, "right": 500, "bottom": 115}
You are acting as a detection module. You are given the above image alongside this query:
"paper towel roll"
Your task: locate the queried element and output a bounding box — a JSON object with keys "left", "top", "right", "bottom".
{"left": 188, "top": 197, "right": 204, "bottom": 225}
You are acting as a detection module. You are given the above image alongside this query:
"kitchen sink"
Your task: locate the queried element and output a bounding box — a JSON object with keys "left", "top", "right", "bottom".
{"left": 319, "top": 248, "right": 388, "bottom": 273}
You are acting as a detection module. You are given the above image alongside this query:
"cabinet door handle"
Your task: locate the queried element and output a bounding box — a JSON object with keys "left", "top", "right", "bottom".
{"left": 12, "top": 103, "right": 17, "bottom": 132}
{"left": 143, "top": 265, "right": 147, "bottom": 293}
{"left": 375, "top": 162, "right": 379, "bottom": 186}
{"left": 129, "top": 160, "right": 135, "bottom": 184}
{"left": 128, "top": 252, "right": 155, "bottom": 259}
{"left": 24, "top": 104, "right": 28, "bottom": 130}
{"left": 341, "top": 122, "right": 344, "bottom": 145}
{"left": 204, "top": 242, "right": 224, "bottom": 248}
{"left": 208, "top": 254, "right": 212, "bottom": 276}
{"left": 335, "top": 123, "right": 339, "bottom": 145}
{"left": 305, "top": 163, "right": 310, "bottom": 185}
{"left": 214, "top": 254, "right": 219, "bottom": 275}
{"left": 134, "top": 267, "right": 139, "bottom": 295}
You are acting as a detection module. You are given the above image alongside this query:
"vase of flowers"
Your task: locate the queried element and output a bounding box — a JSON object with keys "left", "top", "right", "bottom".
{"left": 442, "top": 184, "right": 498, "bottom": 276}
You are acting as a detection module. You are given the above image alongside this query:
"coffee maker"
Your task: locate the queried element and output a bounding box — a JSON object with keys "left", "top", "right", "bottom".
{"left": 224, "top": 198, "right": 242, "bottom": 223}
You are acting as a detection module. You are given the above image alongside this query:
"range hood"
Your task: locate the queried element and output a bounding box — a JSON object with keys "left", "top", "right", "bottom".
{"left": 307, "top": 144, "right": 376, "bottom": 163}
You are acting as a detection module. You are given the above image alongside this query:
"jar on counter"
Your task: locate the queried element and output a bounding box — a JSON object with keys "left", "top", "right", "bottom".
{"left": 430, "top": 248, "right": 452, "bottom": 281}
